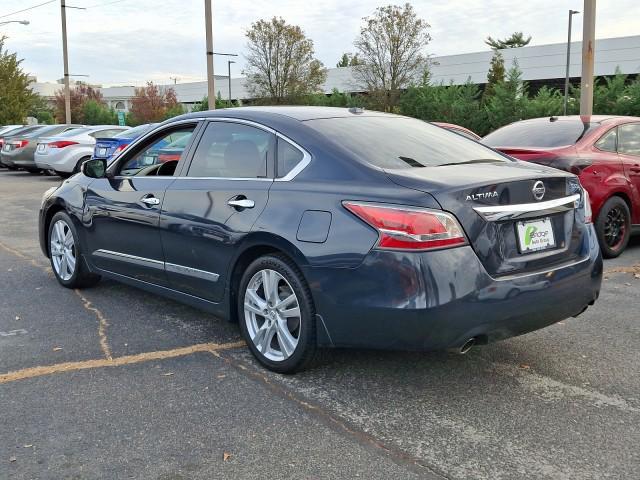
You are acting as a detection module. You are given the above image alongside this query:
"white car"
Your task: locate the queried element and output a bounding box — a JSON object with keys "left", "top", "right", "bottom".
{"left": 35, "top": 125, "right": 129, "bottom": 177}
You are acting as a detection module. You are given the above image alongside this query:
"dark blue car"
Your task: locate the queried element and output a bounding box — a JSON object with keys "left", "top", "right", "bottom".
{"left": 38, "top": 107, "right": 602, "bottom": 373}
{"left": 93, "top": 123, "right": 157, "bottom": 163}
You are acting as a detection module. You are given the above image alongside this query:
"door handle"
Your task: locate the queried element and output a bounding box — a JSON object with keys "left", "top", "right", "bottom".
{"left": 141, "top": 196, "right": 160, "bottom": 206}
{"left": 228, "top": 198, "right": 255, "bottom": 209}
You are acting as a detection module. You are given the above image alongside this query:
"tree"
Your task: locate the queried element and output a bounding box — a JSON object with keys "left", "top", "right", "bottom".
{"left": 54, "top": 84, "right": 104, "bottom": 123}
{"left": 485, "top": 32, "right": 531, "bottom": 50}
{"left": 0, "top": 35, "right": 35, "bottom": 124}
{"left": 82, "top": 99, "right": 117, "bottom": 125}
{"left": 191, "top": 92, "right": 231, "bottom": 112}
{"left": 244, "top": 17, "right": 327, "bottom": 103}
{"left": 484, "top": 50, "right": 506, "bottom": 100}
{"left": 129, "top": 81, "right": 180, "bottom": 124}
{"left": 353, "top": 3, "right": 431, "bottom": 112}
{"left": 28, "top": 94, "right": 54, "bottom": 125}
{"left": 485, "top": 60, "right": 528, "bottom": 131}
{"left": 336, "top": 53, "right": 362, "bottom": 67}
{"left": 525, "top": 86, "right": 563, "bottom": 118}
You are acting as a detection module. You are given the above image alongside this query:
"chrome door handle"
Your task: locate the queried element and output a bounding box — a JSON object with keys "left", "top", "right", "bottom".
{"left": 141, "top": 196, "right": 160, "bottom": 206}
{"left": 228, "top": 198, "right": 255, "bottom": 209}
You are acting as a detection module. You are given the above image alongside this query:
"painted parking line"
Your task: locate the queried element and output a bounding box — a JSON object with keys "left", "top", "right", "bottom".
{"left": 0, "top": 341, "right": 246, "bottom": 384}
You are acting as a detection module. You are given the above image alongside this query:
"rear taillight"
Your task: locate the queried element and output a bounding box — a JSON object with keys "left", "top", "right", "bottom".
{"left": 343, "top": 202, "right": 467, "bottom": 251}
{"left": 49, "top": 140, "right": 78, "bottom": 148}
{"left": 113, "top": 144, "right": 129, "bottom": 156}
{"left": 582, "top": 188, "right": 592, "bottom": 224}
{"left": 158, "top": 153, "right": 181, "bottom": 163}
{"left": 11, "top": 139, "right": 29, "bottom": 148}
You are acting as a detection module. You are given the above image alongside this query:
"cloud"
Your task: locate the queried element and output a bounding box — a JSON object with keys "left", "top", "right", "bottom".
{"left": 2, "top": 0, "right": 638, "bottom": 85}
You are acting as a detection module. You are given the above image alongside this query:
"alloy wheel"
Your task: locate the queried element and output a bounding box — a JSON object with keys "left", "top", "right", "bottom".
{"left": 243, "top": 269, "right": 301, "bottom": 362}
{"left": 604, "top": 206, "right": 627, "bottom": 250}
{"left": 50, "top": 219, "right": 76, "bottom": 281}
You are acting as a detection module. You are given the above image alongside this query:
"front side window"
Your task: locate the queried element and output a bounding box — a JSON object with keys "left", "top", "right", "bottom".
{"left": 187, "top": 122, "right": 273, "bottom": 178}
{"left": 618, "top": 124, "right": 640, "bottom": 156}
{"left": 118, "top": 126, "right": 195, "bottom": 176}
{"left": 595, "top": 128, "right": 617, "bottom": 153}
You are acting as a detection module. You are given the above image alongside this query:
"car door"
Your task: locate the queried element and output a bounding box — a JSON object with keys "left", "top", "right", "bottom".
{"left": 84, "top": 121, "right": 200, "bottom": 285}
{"left": 617, "top": 123, "right": 640, "bottom": 224}
{"left": 159, "top": 119, "right": 275, "bottom": 302}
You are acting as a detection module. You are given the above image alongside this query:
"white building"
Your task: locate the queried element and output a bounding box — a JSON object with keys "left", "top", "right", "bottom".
{"left": 31, "top": 35, "right": 640, "bottom": 113}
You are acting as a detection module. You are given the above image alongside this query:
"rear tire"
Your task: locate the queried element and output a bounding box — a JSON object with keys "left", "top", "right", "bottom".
{"left": 595, "top": 196, "right": 631, "bottom": 258}
{"left": 237, "top": 254, "right": 319, "bottom": 373}
{"left": 26, "top": 168, "right": 42, "bottom": 175}
{"left": 48, "top": 212, "right": 101, "bottom": 289}
{"left": 73, "top": 156, "right": 91, "bottom": 174}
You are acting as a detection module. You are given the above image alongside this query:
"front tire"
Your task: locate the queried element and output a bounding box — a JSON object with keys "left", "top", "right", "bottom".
{"left": 48, "top": 212, "right": 101, "bottom": 288}
{"left": 595, "top": 196, "right": 631, "bottom": 258}
{"left": 238, "top": 254, "right": 319, "bottom": 373}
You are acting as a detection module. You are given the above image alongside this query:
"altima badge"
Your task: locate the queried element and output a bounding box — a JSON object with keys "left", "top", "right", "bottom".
{"left": 466, "top": 192, "right": 498, "bottom": 201}
{"left": 532, "top": 181, "right": 546, "bottom": 201}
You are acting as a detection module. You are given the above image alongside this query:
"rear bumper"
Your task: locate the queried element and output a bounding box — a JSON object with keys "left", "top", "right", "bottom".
{"left": 306, "top": 225, "right": 602, "bottom": 350}
{"left": 1, "top": 150, "right": 34, "bottom": 168}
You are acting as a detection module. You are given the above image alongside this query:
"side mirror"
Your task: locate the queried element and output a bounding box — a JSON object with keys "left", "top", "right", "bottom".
{"left": 82, "top": 158, "right": 107, "bottom": 178}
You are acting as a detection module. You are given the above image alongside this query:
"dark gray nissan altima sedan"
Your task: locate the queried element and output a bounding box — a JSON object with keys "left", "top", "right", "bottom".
{"left": 38, "top": 107, "right": 602, "bottom": 373}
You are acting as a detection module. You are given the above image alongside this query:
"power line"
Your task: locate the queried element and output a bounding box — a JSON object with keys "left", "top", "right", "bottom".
{"left": 85, "top": 0, "right": 128, "bottom": 8}
{"left": 0, "top": 0, "right": 56, "bottom": 19}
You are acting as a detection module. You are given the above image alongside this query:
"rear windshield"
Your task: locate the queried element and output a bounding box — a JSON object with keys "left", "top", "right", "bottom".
{"left": 114, "top": 124, "right": 155, "bottom": 138}
{"left": 483, "top": 119, "right": 599, "bottom": 148}
{"left": 305, "top": 116, "right": 507, "bottom": 169}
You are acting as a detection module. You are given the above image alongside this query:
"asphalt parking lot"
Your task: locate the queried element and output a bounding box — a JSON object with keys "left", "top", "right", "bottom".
{"left": 1, "top": 170, "right": 639, "bottom": 480}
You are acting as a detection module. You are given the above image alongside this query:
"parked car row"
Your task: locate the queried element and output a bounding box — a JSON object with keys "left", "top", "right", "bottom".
{"left": 0, "top": 123, "right": 131, "bottom": 177}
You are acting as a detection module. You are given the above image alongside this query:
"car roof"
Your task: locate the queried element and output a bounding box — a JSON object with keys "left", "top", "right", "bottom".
{"left": 175, "top": 106, "right": 392, "bottom": 123}
{"left": 511, "top": 115, "right": 640, "bottom": 125}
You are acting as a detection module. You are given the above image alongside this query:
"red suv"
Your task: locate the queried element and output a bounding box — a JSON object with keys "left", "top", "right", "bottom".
{"left": 484, "top": 116, "right": 640, "bottom": 257}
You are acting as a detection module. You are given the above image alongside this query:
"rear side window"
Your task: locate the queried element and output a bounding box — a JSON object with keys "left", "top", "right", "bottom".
{"left": 595, "top": 128, "right": 617, "bottom": 152}
{"left": 618, "top": 124, "right": 640, "bottom": 156}
{"left": 187, "top": 122, "right": 273, "bottom": 178}
{"left": 483, "top": 119, "right": 599, "bottom": 148}
{"left": 277, "top": 138, "right": 304, "bottom": 178}
{"left": 306, "top": 116, "right": 506, "bottom": 169}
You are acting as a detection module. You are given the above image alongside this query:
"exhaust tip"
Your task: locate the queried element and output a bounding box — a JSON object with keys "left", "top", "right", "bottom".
{"left": 459, "top": 338, "right": 476, "bottom": 355}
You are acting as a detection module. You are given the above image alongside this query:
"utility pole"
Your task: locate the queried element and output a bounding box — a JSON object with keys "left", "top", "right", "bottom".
{"left": 204, "top": 0, "right": 215, "bottom": 109}
{"left": 228, "top": 60, "right": 235, "bottom": 107}
{"left": 563, "top": 10, "right": 580, "bottom": 115}
{"left": 61, "top": 0, "right": 71, "bottom": 123}
{"left": 580, "top": 0, "right": 596, "bottom": 116}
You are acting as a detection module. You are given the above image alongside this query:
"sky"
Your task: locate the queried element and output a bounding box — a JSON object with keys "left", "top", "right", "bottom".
{"left": 1, "top": 0, "right": 639, "bottom": 86}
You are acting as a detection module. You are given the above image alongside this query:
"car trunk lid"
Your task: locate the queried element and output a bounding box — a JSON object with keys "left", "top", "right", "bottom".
{"left": 385, "top": 161, "right": 586, "bottom": 276}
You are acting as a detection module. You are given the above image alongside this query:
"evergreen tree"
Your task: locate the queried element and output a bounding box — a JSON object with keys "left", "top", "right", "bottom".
{"left": 484, "top": 50, "right": 505, "bottom": 100}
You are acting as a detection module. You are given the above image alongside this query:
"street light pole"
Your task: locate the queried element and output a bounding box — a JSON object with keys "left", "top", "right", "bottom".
{"left": 60, "top": 0, "right": 71, "bottom": 123}
{"left": 580, "top": 0, "right": 597, "bottom": 116}
{"left": 228, "top": 60, "right": 235, "bottom": 107}
{"left": 563, "top": 10, "right": 580, "bottom": 115}
{"left": 204, "top": 0, "right": 215, "bottom": 109}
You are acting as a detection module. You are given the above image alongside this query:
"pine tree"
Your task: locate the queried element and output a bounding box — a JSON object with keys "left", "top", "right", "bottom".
{"left": 484, "top": 50, "right": 505, "bottom": 100}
